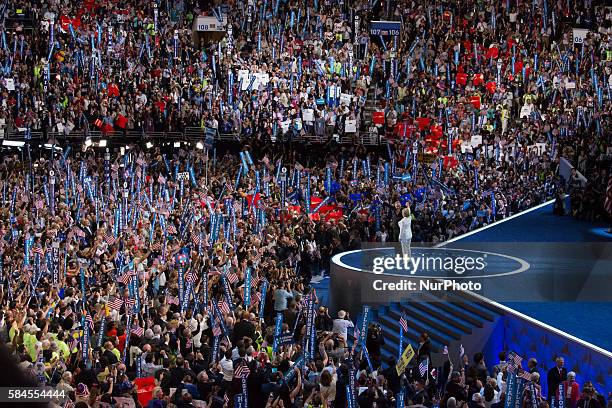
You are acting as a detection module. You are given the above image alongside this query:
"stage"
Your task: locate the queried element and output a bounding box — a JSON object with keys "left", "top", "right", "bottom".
{"left": 330, "top": 201, "right": 612, "bottom": 351}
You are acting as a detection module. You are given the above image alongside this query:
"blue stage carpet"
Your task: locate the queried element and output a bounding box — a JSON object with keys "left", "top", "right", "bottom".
{"left": 456, "top": 203, "right": 612, "bottom": 351}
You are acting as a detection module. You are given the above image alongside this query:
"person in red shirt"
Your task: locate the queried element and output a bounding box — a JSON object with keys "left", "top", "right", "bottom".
{"left": 559, "top": 372, "right": 581, "bottom": 408}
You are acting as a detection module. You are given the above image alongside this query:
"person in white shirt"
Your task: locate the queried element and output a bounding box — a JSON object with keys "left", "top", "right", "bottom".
{"left": 219, "top": 350, "right": 234, "bottom": 393}
{"left": 332, "top": 310, "right": 354, "bottom": 341}
{"left": 398, "top": 207, "right": 413, "bottom": 257}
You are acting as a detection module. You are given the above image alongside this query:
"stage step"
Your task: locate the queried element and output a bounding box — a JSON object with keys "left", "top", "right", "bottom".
{"left": 370, "top": 296, "right": 502, "bottom": 362}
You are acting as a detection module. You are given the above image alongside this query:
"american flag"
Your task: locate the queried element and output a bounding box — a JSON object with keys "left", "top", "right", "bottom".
{"left": 150, "top": 241, "right": 162, "bottom": 251}
{"left": 212, "top": 325, "right": 221, "bottom": 337}
{"left": 84, "top": 314, "right": 94, "bottom": 330}
{"left": 124, "top": 298, "right": 136, "bottom": 314}
{"left": 287, "top": 252, "right": 299, "bottom": 266}
{"left": 167, "top": 224, "right": 177, "bottom": 234}
{"left": 31, "top": 245, "right": 45, "bottom": 257}
{"left": 117, "top": 273, "right": 132, "bottom": 285}
{"left": 217, "top": 300, "right": 231, "bottom": 315}
{"left": 131, "top": 326, "right": 145, "bottom": 337}
{"left": 233, "top": 200, "right": 242, "bottom": 214}
{"left": 158, "top": 174, "right": 166, "bottom": 184}
{"left": 518, "top": 370, "right": 532, "bottom": 381}
{"left": 64, "top": 398, "right": 75, "bottom": 408}
{"left": 104, "top": 231, "right": 116, "bottom": 245}
{"left": 605, "top": 175, "right": 612, "bottom": 215}
{"left": 191, "top": 233, "right": 201, "bottom": 246}
{"left": 352, "top": 326, "right": 360, "bottom": 340}
{"left": 208, "top": 267, "right": 222, "bottom": 276}
{"left": 419, "top": 358, "right": 429, "bottom": 377}
{"left": 234, "top": 363, "right": 250, "bottom": 378}
{"left": 398, "top": 316, "right": 408, "bottom": 332}
{"left": 507, "top": 351, "right": 523, "bottom": 373}
{"left": 72, "top": 226, "right": 86, "bottom": 238}
{"left": 251, "top": 275, "right": 261, "bottom": 287}
{"left": 185, "top": 271, "right": 197, "bottom": 284}
{"left": 68, "top": 334, "right": 80, "bottom": 351}
{"left": 108, "top": 297, "right": 124, "bottom": 311}
{"left": 225, "top": 272, "right": 239, "bottom": 284}
{"left": 165, "top": 295, "right": 180, "bottom": 305}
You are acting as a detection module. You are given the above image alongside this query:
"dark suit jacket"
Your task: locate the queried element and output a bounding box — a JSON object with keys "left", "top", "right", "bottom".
{"left": 547, "top": 366, "right": 567, "bottom": 398}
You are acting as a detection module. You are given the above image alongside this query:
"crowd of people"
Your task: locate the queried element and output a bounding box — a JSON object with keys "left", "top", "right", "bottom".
{"left": 0, "top": 0, "right": 610, "bottom": 406}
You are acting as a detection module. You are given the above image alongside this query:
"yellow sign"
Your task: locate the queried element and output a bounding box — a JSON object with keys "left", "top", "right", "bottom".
{"left": 396, "top": 344, "right": 416, "bottom": 375}
{"left": 418, "top": 153, "right": 436, "bottom": 164}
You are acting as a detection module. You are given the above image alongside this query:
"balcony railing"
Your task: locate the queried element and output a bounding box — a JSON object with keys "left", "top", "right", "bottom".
{"left": 0, "top": 127, "right": 385, "bottom": 146}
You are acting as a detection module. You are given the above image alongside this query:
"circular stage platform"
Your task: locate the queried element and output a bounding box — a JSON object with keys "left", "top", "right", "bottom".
{"left": 329, "top": 243, "right": 612, "bottom": 316}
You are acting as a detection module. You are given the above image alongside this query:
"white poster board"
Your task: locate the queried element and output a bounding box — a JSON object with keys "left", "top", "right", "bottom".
{"left": 340, "top": 93, "right": 352, "bottom": 105}
{"left": 345, "top": 119, "right": 357, "bottom": 133}
{"left": 519, "top": 104, "right": 533, "bottom": 118}
{"left": 253, "top": 73, "right": 270, "bottom": 89}
{"left": 470, "top": 135, "right": 482, "bottom": 147}
{"left": 280, "top": 120, "right": 291, "bottom": 133}
{"left": 461, "top": 141, "right": 473, "bottom": 154}
{"left": 528, "top": 143, "right": 547, "bottom": 156}
{"left": 237, "top": 69, "right": 250, "bottom": 84}
{"left": 4, "top": 78, "right": 15, "bottom": 91}
{"left": 302, "top": 109, "right": 314, "bottom": 123}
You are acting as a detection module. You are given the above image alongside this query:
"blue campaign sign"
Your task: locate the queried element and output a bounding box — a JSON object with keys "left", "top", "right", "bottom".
{"left": 205, "top": 127, "right": 216, "bottom": 148}
{"left": 370, "top": 21, "right": 401, "bottom": 36}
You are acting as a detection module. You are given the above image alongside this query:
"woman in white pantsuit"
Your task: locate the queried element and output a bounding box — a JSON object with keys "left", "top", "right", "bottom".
{"left": 398, "top": 207, "right": 412, "bottom": 258}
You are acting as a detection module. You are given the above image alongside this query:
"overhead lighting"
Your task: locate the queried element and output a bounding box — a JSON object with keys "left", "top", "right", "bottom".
{"left": 173, "top": 142, "right": 181, "bottom": 148}
{"left": 196, "top": 141, "right": 204, "bottom": 150}
{"left": 99, "top": 139, "right": 107, "bottom": 147}
{"left": 125, "top": 145, "right": 130, "bottom": 150}
{"left": 2, "top": 140, "right": 25, "bottom": 147}
{"left": 146, "top": 142, "right": 154, "bottom": 149}
{"left": 84, "top": 138, "right": 92, "bottom": 147}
